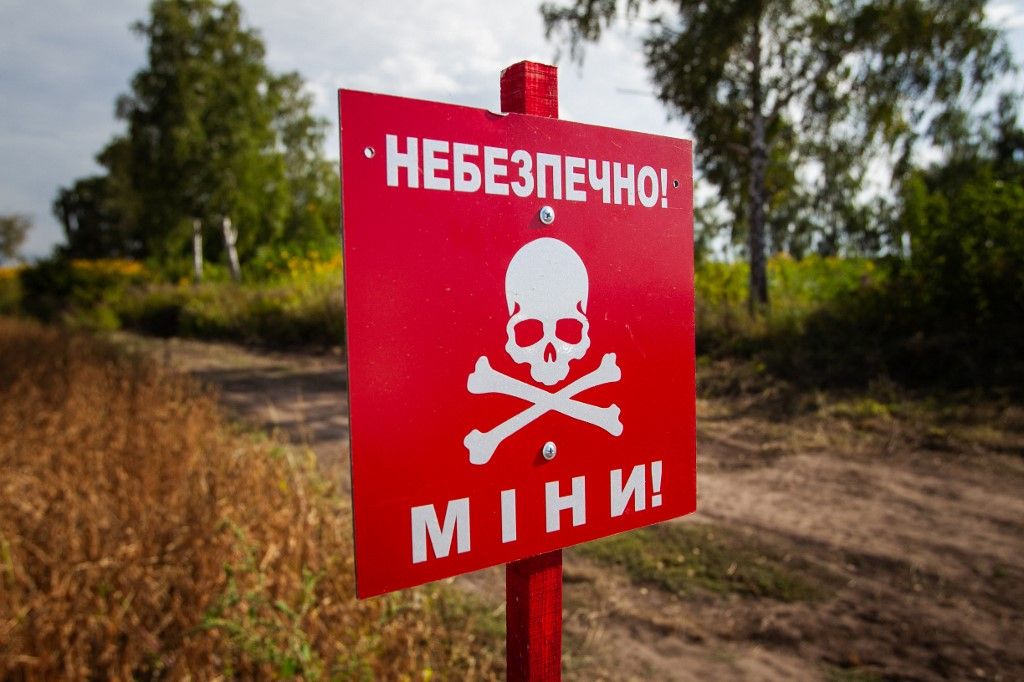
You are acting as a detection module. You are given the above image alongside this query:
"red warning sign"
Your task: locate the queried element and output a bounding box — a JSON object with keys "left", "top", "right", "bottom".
{"left": 339, "top": 89, "right": 696, "bottom": 598}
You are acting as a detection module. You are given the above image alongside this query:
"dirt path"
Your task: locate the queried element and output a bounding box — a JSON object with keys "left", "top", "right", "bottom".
{"left": 117, "top": 333, "right": 1024, "bottom": 681}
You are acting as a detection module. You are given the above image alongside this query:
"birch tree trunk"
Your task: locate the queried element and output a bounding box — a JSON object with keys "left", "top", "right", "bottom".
{"left": 222, "top": 216, "right": 241, "bottom": 283}
{"left": 192, "top": 218, "right": 203, "bottom": 283}
{"left": 747, "top": 10, "right": 769, "bottom": 313}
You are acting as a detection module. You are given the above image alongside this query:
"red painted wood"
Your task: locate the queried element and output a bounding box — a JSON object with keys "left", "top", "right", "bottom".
{"left": 500, "top": 61, "right": 559, "bottom": 118}
{"left": 502, "top": 60, "right": 563, "bottom": 682}
{"left": 507, "top": 551, "right": 563, "bottom": 681}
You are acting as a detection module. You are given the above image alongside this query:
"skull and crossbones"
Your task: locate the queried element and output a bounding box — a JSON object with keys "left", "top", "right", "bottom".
{"left": 465, "top": 238, "right": 622, "bottom": 465}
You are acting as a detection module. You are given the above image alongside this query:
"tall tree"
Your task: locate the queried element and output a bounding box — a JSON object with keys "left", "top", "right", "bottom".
{"left": 542, "top": 0, "right": 1011, "bottom": 310}
{"left": 270, "top": 72, "right": 341, "bottom": 248}
{"left": 118, "top": 0, "right": 287, "bottom": 269}
{"left": 0, "top": 214, "right": 31, "bottom": 264}
{"left": 56, "top": 0, "right": 338, "bottom": 272}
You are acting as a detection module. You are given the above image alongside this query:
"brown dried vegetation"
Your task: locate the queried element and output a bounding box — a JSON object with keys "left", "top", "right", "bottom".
{"left": 0, "top": 318, "right": 502, "bottom": 680}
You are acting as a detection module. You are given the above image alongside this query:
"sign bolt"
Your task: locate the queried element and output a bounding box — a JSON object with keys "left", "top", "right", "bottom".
{"left": 542, "top": 441, "right": 557, "bottom": 460}
{"left": 539, "top": 206, "right": 555, "bottom": 225}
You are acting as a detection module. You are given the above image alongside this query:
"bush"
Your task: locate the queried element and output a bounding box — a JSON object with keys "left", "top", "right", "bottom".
{"left": 900, "top": 164, "right": 1024, "bottom": 329}
{"left": 17, "top": 257, "right": 147, "bottom": 328}
{"left": 0, "top": 266, "right": 21, "bottom": 315}
{"left": 0, "top": 318, "right": 501, "bottom": 679}
{"left": 9, "top": 253, "right": 345, "bottom": 349}
{"left": 695, "top": 255, "right": 887, "bottom": 358}
{"left": 116, "top": 273, "right": 344, "bottom": 348}
{"left": 247, "top": 239, "right": 343, "bottom": 282}
{"left": 694, "top": 251, "right": 1022, "bottom": 391}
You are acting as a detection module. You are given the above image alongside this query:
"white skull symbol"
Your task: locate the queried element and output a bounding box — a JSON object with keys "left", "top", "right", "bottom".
{"left": 504, "top": 238, "right": 591, "bottom": 386}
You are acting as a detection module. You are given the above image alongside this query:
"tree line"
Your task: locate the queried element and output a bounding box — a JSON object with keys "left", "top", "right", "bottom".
{"left": 54, "top": 0, "right": 339, "bottom": 279}
{"left": 543, "top": 0, "right": 1020, "bottom": 311}
{"left": 51, "top": 0, "right": 1022, "bottom": 330}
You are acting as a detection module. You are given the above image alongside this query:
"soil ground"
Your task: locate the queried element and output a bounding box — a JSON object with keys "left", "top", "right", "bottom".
{"left": 113, "top": 333, "right": 1024, "bottom": 681}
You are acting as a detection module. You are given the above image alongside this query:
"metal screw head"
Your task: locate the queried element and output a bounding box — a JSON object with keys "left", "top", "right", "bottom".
{"left": 539, "top": 206, "right": 555, "bottom": 225}
{"left": 363, "top": 146, "right": 375, "bottom": 158}
{"left": 542, "top": 441, "right": 557, "bottom": 460}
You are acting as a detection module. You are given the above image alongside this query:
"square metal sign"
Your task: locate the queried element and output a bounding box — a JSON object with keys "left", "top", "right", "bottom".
{"left": 339, "top": 89, "right": 696, "bottom": 598}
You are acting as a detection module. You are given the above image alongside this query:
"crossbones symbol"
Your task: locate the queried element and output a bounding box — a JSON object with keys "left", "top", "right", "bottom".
{"left": 464, "top": 237, "right": 624, "bottom": 465}
{"left": 464, "top": 353, "right": 623, "bottom": 465}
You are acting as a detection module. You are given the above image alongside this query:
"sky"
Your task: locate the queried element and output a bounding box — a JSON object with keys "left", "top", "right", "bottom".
{"left": 1, "top": 1, "right": 1023, "bottom": 259}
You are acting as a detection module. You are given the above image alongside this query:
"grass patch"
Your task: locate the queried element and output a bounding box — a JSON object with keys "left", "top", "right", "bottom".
{"left": 578, "top": 522, "right": 832, "bottom": 602}
{"left": 0, "top": 318, "right": 501, "bottom": 679}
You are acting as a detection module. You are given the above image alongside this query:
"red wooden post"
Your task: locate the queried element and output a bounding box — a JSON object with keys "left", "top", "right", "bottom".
{"left": 501, "top": 60, "right": 563, "bottom": 682}
{"left": 506, "top": 550, "right": 562, "bottom": 680}
{"left": 500, "top": 61, "right": 558, "bottom": 118}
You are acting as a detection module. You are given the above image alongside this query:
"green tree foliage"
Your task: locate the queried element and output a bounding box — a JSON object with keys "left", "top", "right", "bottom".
{"left": 55, "top": 0, "right": 339, "bottom": 275}
{"left": 270, "top": 72, "right": 341, "bottom": 250}
{"left": 0, "top": 214, "right": 31, "bottom": 263}
{"left": 542, "top": 0, "right": 1012, "bottom": 309}
{"left": 54, "top": 137, "right": 142, "bottom": 259}
{"left": 899, "top": 97, "right": 1024, "bottom": 331}
{"left": 742, "top": 104, "right": 1024, "bottom": 389}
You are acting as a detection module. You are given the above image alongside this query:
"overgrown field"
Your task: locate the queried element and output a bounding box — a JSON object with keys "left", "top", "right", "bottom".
{"left": 0, "top": 318, "right": 501, "bottom": 679}
{"left": 5, "top": 253, "right": 344, "bottom": 348}
{"left": 5, "top": 248, "right": 1021, "bottom": 389}
{"left": 2, "top": 253, "right": 876, "bottom": 352}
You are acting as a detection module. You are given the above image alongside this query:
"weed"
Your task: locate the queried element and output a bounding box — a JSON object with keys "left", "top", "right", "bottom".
{"left": 0, "top": 318, "right": 502, "bottom": 679}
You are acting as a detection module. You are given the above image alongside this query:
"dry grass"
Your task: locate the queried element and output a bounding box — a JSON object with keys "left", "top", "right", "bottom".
{"left": 0, "top": 318, "right": 502, "bottom": 680}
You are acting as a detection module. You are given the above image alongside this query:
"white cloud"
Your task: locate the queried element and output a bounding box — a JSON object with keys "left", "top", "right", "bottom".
{"left": 988, "top": 1, "right": 1024, "bottom": 29}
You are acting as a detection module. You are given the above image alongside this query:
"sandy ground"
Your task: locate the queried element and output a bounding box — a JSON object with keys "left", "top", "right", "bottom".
{"left": 116, "top": 333, "right": 1024, "bottom": 681}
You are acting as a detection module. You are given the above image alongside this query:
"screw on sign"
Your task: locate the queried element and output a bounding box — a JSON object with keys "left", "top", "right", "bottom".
{"left": 338, "top": 61, "right": 695, "bottom": 680}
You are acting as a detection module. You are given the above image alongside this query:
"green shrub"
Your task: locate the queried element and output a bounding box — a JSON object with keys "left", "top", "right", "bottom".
{"left": 694, "top": 255, "right": 887, "bottom": 358}
{"left": 11, "top": 253, "right": 344, "bottom": 349}
{"left": 694, "top": 250, "right": 1022, "bottom": 391}
{"left": 17, "top": 257, "right": 147, "bottom": 327}
{"left": 117, "top": 273, "right": 344, "bottom": 348}
{"left": 0, "top": 267, "right": 21, "bottom": 315}
{"left": 900, "top": 165, "right": 1024, "bottom": 329}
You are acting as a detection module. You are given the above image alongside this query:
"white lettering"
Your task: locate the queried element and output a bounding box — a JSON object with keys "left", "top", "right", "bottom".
{"left": 610, "top": 465, "right": 647, "bottom": 517}
{"left": 564, "top": 156, "right": 586, "bottom": 201}
{"left": 545, "top": 476, "right": 586, "bottom": 532}
{"left": 637, "top": 165, "right": 660, "bottom": 208}
{"left": 483, "top": 146, "right": 509, "bottom": 195}
{"left": 453, "top": 143, "right": 481, "bottom": 192}
{"left": 422, "top": 138, "right": 450, "bottom": 191}
{"left": 386, "top": 134, "right": 419, "bottom": 188}
{"left": 588, "top": 159, "right": 611, "bottom": 203}
{"left": 501, "top": 489, "right": 517, "bottom": 543}
{"left": 510, "top": 149, "right": 534, "bottom": 197}
{"left": 411, "top": 498, "right": 470, "bottom": 563}
{"left": 613, "top": 162, "right": 635, "bottom": 206}
{"left": 383, "top": 135, "right": 669, "bottom": 208}
{"left": 536, "top": 153, "right": 563, "bottom": 200}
